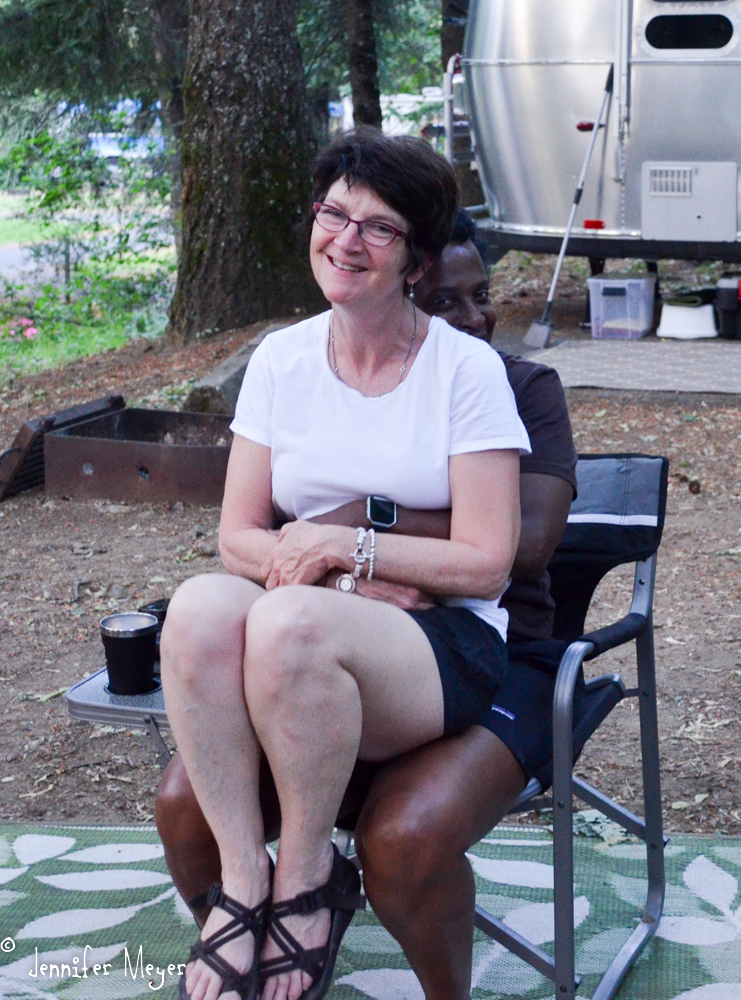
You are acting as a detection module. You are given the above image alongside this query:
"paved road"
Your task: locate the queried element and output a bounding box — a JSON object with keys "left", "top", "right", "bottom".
{"left": 0, "top": 243, "right": 55, "bottom": 283}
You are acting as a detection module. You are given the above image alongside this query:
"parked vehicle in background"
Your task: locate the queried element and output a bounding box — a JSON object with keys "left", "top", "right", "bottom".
{"left": 459, "top": 0, "right": 741, "bottom": 265}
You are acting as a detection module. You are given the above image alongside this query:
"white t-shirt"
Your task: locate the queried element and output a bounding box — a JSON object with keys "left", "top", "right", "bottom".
{"left": 231, "top": 311, "right": 531, "bottom": 639}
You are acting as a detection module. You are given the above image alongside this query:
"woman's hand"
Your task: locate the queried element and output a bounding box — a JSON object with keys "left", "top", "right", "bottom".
{"left": 324, "top": 570, "right": 436, "bottom": 611}
{"left": 262, "top": 520, "right": 353, "bottom": 589}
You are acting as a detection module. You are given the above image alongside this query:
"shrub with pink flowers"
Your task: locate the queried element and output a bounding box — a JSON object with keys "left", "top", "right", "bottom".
{"left": 1, "top": 318, "right": 40, "bottom": 343}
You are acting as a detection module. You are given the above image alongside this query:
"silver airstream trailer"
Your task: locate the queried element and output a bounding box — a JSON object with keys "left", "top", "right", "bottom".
{"left": 462, "top": 0, "right": 741, "bottom": 263}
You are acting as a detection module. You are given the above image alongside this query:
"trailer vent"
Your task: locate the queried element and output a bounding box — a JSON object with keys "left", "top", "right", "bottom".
{"left": 642, "top": 161, "right": 738, "bottom": 241}
{"left": 649, "top": 168, "right": 693, "bottom": 197}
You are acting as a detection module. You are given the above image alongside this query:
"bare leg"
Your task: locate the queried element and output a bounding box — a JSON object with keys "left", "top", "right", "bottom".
{"left": 155, "top": 711, "right": 525, "bottom": 999}
{"left": 155, "top": 753, "right": 282, "bottom": 928}
{"left": 155, "top": 756, "right": 222, "bottom": 929}
{"left": 160, "top": 573, "right": 270, "bottom": 1000}
{"left": 243, "top": 585, "right": 444, "bottom": 1000}
{"left": 163, "top": 579, "right": 444, "bottom": 1000}
{"left": 356, "top": 726, "right": 526, "bottom": 1000}
{"left": 155, "top": 754, "right": 376, "bottom": 928}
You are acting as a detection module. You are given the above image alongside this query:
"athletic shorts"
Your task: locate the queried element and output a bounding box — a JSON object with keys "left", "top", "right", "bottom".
{"left": 478, "top": 643, "right": 622, "bottom": 788}
{"left": 406, "top": 606, "right": 509, "bottom": 737}
{"left": 478, "top": 660, "right": 556, "bottom": 786}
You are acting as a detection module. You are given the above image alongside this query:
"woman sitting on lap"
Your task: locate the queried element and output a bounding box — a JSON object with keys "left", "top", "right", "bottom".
{"left": 160, "top": 128, "right": 529, "bottom": 1000}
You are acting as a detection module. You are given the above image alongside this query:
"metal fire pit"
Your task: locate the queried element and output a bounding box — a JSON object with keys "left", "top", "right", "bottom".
{"left": 0, "top": 395, "right": 125, "bottom": 502}
{"left": 44, "top": 408, "right": 233, "bottom": 505}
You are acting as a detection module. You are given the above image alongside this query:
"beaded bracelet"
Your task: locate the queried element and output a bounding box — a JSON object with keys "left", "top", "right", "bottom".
{"left": 336, "top": 526, "right": 375, "bottom": 592}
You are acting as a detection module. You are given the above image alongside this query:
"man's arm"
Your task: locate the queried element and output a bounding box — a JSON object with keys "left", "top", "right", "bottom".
{"left": 308, "top": 470, "right": 572, "bottom": 579}
{"left": 513, "top": 472, "right": 573, "bottom": 578}
{"left": 308, "top": 500, "right": 450, "bottom": 539}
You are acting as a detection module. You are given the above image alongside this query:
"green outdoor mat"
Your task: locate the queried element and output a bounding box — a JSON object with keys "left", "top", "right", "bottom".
{"left": 0, "top": 823, "right": 739, "bottom": 1000}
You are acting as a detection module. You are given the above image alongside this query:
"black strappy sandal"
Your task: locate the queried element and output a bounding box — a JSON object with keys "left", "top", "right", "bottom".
{"left": 259, "top": 843, "right": 366, "bottom": 1000}
{"left": 178, "top": 883, "right": 271, "bottom": 1000}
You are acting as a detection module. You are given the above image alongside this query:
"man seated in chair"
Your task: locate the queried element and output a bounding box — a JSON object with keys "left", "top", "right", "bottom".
{"left": 155, "top": 209, "right": 578, "bottom": 1000}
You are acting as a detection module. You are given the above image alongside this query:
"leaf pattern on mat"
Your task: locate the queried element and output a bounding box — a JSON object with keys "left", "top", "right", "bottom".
{"left": 577, "top": 927, "right": 634, "bottom": 975}
{"left": 0, "top": 835, "right": 13, "bottom": 866}
{"left": 657, "top": 916, "right": 738, "bottom": 946}
{"left": 670, "top": 986, "right": 741, "bottom": 1000}
{"left": 4, "top": 825, "right": 741, "bottom": 999}
{"left": 698, "top": 937, "right": 741, "bottom": 984}
{"left": 479, "top": 837, "right": 551, "bottom": 848}
{"left": 475, "top": 949, "right": 550, "bottom": 996}
{"left": 610, "top": 873, "right": 707, "bottom": 917}
{"left": 59, "top": 844, "right": 164, "bottom": 865}
{"left": 343, "top": 925, "right": 403, "bottom": 954}
{"left": 13, "top": 835, "right": 76, "bottom": 865}
{"left": 173, "top": 891, "right": 197, "bottom": 926}
{"left": 712, "top": 845, "right": 741, "bottom": 868}
{"left": 56, "top": 968, "right": 166, "bottom": 999}
{"left": 471, "top": 896, "right": 590, "bottom": 988}
{"left": 684, "top": 856, "right": 739, "bottom": 915}
{"left": 0, "top": 889, "right": 26, "bottom": 908}
{"left": 35, "top": 870, "right": 171, "bottom": 892}
{"left": 466, "top": 854, "right": 553, "bottom": 888}
{"left": 16, "top": 887, "right": 176, "bottom": 939}
{"left": 336, "top": 968, "right": 424, "bottom": 1000}
{"left": 656, "top": 856, "right": 741, "bottom": 945}
{"left": 0, "top": 866, "right": 29, "bottom": 885}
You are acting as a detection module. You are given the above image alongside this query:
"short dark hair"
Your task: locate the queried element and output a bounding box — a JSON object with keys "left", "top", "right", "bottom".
{"left": 450, "top": 207, "right": 477, "bottom": 244}
{"left": 312, "top": 127, "right": 459, "bottom": 277}
{"left": 450, "top": 206, "right": 489, "bottom": 263}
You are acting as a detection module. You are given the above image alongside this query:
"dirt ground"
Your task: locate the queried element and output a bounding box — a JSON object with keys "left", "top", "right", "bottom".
{"left": 0, "top": 257, "right": 740, "bottom": 838}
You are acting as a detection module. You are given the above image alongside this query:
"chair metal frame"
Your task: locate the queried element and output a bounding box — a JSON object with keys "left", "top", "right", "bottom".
{"left": 66, "top": 453, "right": 668, "bottom": 1000}
{"left": 473, "top": 553, "right": 665, "bottom": 1000}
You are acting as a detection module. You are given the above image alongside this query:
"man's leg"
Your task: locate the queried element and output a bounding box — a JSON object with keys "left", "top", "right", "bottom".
{"left": 355, "top": 725, "right": 526, "bottom": 1000}
{"left": 155, "top": 755, "right": 377, "bottom": 928}
{"left": 155, "top": 752, "right": 281, "bottom": 928}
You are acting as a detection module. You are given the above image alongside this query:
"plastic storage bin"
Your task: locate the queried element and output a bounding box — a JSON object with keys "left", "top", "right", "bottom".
{"left": 715, "top": 275, "right": 741, "bottom": 339}
{"left": 587, "top": 275, "right": 656, "bottom": 339}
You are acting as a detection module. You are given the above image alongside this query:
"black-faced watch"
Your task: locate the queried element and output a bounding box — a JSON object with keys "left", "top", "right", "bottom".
{"left": 366, "top": 495, "right": 397, "bottom": 531}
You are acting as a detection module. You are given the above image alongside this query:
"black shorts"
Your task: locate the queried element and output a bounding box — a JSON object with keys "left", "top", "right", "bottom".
{"left": 477, "top": 660, "right": 556, "bottom": 786}
{"left": 477, "top": 642, "right": 622, "bottom": 789}
{"left": 406, "top": 606, "right": 509, "bottom": 737}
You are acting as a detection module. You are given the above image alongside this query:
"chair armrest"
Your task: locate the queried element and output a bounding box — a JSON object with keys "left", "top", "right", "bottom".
{"left": 578, "top": 612, "right": 648, "bottom": 660}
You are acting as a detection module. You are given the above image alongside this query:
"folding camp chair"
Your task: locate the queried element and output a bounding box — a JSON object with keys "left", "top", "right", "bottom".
{"left": 338, "top": 453, "right": 669, "bottom": 1000}
{"left": 470, "top": 453, "right": 669, "bottom": 1000}
{"left": 67, "top": 452, "right": 669, "bottom": 1000}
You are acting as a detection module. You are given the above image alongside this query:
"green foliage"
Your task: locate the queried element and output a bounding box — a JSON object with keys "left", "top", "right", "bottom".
{"left": 376, "top": 0, "right": 442, "bottom": 94}
{"left": 3, "top": 132, "right": 111, "bottom": 218}
{"left": 0, "top": 115, "right": 175, "bottom": 382}
{"left": 297, "top": 0, "right": 442, "bottom": 98}
{"left": 0, "top": 264, "right": 174, "bottom": 382}
{"left": 297, "top": 0, "right": 346, "bottom": 96}
{"left": 0, "top": 121, "right": 172, "bottom": 274}
{"left": 0, "top": 0, "right": 171, "bottom": 120}
{"left": 0, "top": 194, "right": 44, "bottom": 245}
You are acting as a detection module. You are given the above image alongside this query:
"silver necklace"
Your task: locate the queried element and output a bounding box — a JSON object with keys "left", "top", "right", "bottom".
{"left": 330, "top": 305, "right": 418, "bottom": 390}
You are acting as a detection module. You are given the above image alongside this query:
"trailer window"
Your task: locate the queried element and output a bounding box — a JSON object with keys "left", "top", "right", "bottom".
{"left": 646, "top": 14, "right": 734, "bottom": 49}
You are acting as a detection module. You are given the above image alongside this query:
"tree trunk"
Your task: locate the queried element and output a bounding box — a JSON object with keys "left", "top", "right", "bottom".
{"left": 441, "top": 0, "right": 465, "bottom": 69}
{"left": 440, "top": 0, "right": 484, "bottom": 208}
{"left": 344, "top": 0, "right": 382, "bottom": 128}
{"left": 150, "top": 0, "right": 188, "bottom": 260}
{"left": 166, "top": 0, "right": 322, "bottom": 345}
